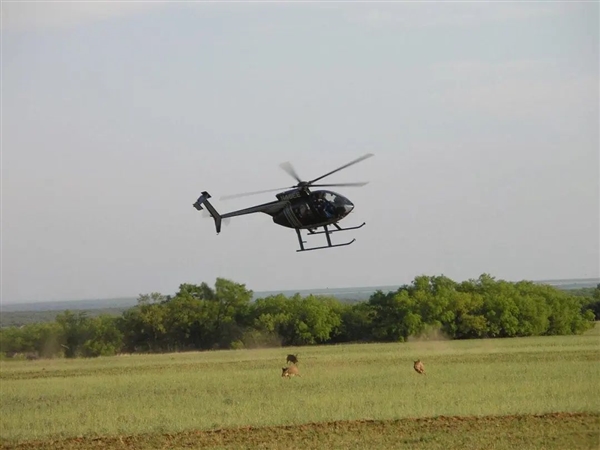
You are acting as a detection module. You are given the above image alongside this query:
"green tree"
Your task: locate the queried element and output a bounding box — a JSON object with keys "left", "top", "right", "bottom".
{"left": 287, "top": 295, "right": 342, "bottom": 345}
{"left": 210, "top": 278, "right": 253, "bottom": 348}
{"left": 249, "top": 294, "right": 294, "bottom": 344}
{"left": 511, "top": 281, "right": 551, "bottom": 336}
{"left": 335, "top": 302, "right": 374, "bottom": 342}
{"left": 445, "top": 292, "right": 487, "bottom": 339}
{"left": 580, "top": 284, "right": 600, "bottom": 320}
{"left": 0, "top": 322, "right": 64, "bottom": 357}
{"left": 414, "top": 275, "right": 457, "bottom": 332}
{"left": 368, "top": 290, "right": 423, "bottom": 342}
{"left": 56, "top": 311, "right": 93, "bottom": 357}
{"left": 483, "top": 291, "right": 520, "bottom": 337}
{"left": 120, "top": 295, "right": 168, "bottom": 352}
{"left": 81, "top": 315, "right": 124, "bottom": 357}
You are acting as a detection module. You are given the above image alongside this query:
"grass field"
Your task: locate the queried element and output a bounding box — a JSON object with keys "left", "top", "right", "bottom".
{"left": 1, "top": 325, "right": 599, "bottom": 449}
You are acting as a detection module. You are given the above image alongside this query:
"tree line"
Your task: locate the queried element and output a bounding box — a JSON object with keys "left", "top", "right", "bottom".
{"left": 1, "top": 274, "right": 597, "bottom": 359}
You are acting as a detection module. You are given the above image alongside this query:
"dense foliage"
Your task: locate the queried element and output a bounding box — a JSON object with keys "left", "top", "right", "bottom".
{"left": 1, "top": 275, "right": 596, "bottom": 359}
{"left": 570, "top": 286, "right": 600, "bottom": 320}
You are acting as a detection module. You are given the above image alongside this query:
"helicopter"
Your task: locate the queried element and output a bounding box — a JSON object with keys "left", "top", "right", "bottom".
{"left": 193, "top": 153, "right": 373, "bottom": 252}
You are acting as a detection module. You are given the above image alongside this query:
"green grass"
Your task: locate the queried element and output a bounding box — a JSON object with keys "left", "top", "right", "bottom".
{"left": 1, "top": 327, "right": 599, "bottom": 448}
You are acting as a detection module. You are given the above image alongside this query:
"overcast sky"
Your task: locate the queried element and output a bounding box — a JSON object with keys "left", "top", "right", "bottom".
{"left": 2, "top": 1, "right": 598, "bottom": 304}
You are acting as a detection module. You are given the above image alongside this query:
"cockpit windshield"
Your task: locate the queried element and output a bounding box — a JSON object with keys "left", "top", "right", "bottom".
{"left": 323, "top": 191, "right": 347, "bottom": 205}
{"left": 312, "top": 191, "right": 354, "bottom": 220}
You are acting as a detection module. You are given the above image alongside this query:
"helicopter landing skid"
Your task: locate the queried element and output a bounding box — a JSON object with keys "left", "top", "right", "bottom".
{"left": 306, "top": 222, "right": 366, "bottom": 235}
{"left": 295, "top": 222, "right": 365, "bottom": 252}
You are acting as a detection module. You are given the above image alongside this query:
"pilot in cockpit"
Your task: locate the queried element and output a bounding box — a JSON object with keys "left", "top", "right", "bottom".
{"left": 315, "top": 192, "right": 335, "bottom": 219}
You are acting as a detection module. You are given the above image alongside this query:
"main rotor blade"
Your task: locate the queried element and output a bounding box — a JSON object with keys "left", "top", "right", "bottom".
{"left": 308, "top": 182, "right": 369, "bottom": 188}
{"left": 279, "top": 161, "right": 303, "bottom": 184}
{"left": 220, "top": 187, "right": 290, "bottom": 200}
{"left": 307, "top": 153, "right": 374, "bottom": 185}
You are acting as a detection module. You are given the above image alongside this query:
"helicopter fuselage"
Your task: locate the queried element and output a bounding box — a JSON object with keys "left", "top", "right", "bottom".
{"left": 192, "top": 152, "right": 372, "bottom": 251}
{"left": 271, "top": 189, "right": 354, "bottom": 229}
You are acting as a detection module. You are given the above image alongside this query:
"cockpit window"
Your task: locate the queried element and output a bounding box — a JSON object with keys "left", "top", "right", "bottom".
{"left": 322, "top": 191, "right": 351, "bottom": 207}
{"left": 323, "top": 192, "right": 337, "bottom": 203}
{"left": 310, "top": 191, "right": 352, "bottom": 220}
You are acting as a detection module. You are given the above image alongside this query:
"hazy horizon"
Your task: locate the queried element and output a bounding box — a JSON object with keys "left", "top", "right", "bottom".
{"left": 3, "top": 277, "right": 599, "bottom": 309}
{"left": 3, "top": 2, "right": 598, "bottom": 304}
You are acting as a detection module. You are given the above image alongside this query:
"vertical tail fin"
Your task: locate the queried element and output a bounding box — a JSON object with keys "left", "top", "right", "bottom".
{"left": 193, "top": 191, "right": 222, "bottom": 234}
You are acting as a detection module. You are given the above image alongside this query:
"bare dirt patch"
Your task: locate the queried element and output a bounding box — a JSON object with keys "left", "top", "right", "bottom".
{"left": 2, "top": 412, "right": 598, "bottom": 450}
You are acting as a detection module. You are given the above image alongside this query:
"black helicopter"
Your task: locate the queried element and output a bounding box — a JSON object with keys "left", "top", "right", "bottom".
{"left": 193, "top": 153, "right": 373, "bottom": 252}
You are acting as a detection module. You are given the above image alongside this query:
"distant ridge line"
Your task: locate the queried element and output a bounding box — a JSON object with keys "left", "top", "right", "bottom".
{"left": 2, "top": 278, "right": 598, "bottom": 313}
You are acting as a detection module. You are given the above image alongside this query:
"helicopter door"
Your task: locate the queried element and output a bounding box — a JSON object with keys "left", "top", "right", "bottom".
{"left": 292, "top": 201, "right": 317, "bottom": 223}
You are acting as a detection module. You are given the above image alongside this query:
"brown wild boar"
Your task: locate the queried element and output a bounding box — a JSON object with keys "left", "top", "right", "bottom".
{"left": 281, "top": 366, "right": 301, "bottom": 378}
{"left": 286, "top": 354, "right": 299, "bottom": 365}
{"left": 413, "top": 360, "right": 425, "bottom": 375}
